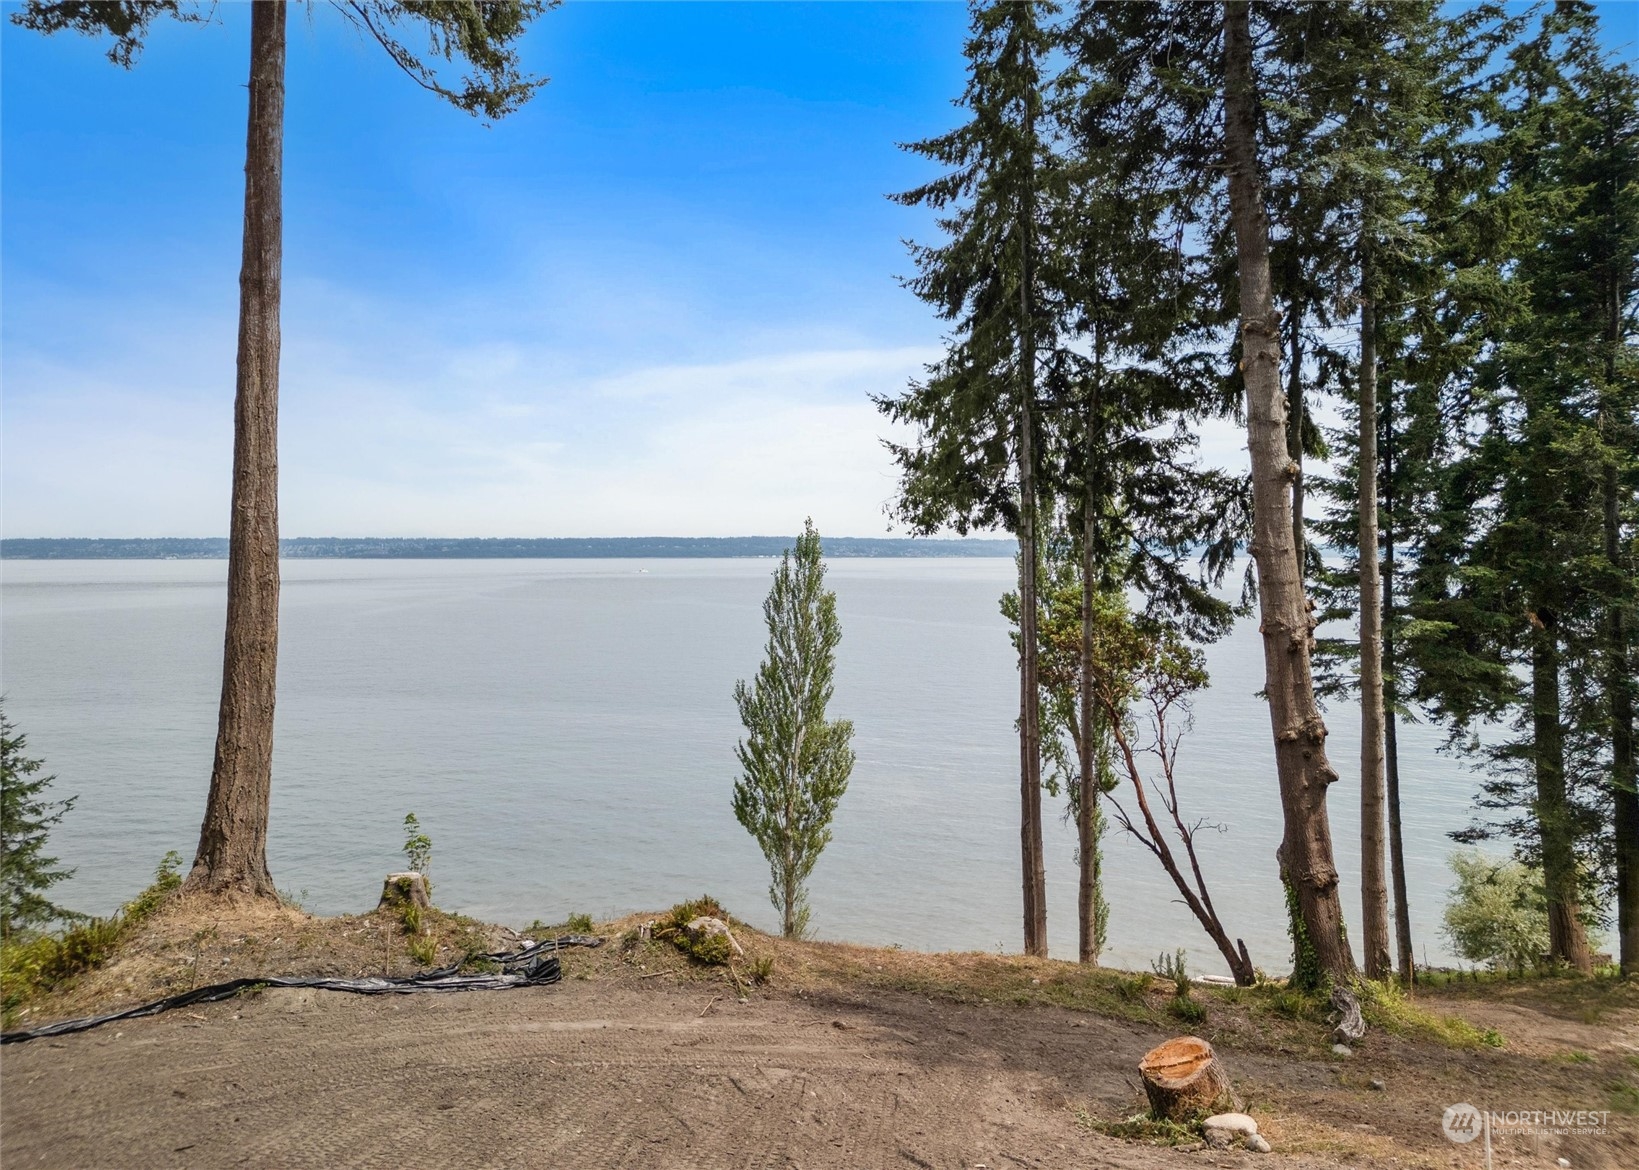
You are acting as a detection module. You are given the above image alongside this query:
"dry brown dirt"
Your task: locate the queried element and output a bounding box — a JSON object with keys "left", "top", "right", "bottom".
{"left": 2, "top": 900, "right": 1636, "bottom": 1170}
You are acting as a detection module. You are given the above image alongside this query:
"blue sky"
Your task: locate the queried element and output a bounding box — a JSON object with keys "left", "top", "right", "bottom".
{"left": 3, "top": 1, "right": 1635, "bottom": 538}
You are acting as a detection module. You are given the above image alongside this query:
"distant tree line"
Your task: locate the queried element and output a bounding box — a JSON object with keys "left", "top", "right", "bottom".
{"left": 886, "top": 0, "right": 1636, "bottom": 982}
{"left": 0, "top": 537, "right": 1017, "bottom": 560}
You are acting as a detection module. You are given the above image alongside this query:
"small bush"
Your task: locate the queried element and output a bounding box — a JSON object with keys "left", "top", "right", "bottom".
{"left": 651, "top": 895, "right": 735, "bottom": 966}
{"left": 124, "top": 851, "right": 183, "bottom": 924}
{"left": 407, "top": 933, "right": 439, "bottom": 966}
{"left": 1112, "top": 972, "right": 1152, "bottom": 1002}
{"left": 1152, "top": 949, "right": 1191, "bottom": 999}
{"left": 565, "top": 912, "right": 594, "bottom": 934}
{"left": 402, "top": 813, "right": 432, "bottom": 892}
{"left": 1168, "top": 994, "right": 1206, "bottom": 1024}
{"left": 747, "top": 954, "right": 775, "bottom": 985}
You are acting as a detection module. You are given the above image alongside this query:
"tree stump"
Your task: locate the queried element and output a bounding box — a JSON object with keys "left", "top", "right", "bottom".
{"left": 378, "top": 872, "right": 431, "bottom": 912}
{"left": 1138, "top": 1036, "right": 1240, "bottom": 1121}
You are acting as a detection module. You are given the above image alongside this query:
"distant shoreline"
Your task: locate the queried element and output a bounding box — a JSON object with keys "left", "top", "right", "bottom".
{"left": 0, "top": 536, "right": 1016, "bottom": 560}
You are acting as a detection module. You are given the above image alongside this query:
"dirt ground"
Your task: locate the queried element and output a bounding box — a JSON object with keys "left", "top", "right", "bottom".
{"left": 2, "top": 900, "right": 1636, "bottom": 1170}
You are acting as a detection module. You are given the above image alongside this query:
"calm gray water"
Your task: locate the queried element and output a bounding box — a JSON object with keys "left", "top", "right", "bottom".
{"left": 0, "top": 558, "right": 1481, "bottom": 974}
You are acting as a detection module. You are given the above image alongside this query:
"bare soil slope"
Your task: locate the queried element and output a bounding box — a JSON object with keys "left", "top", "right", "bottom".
{"left": 2, "top": 901, "right": 1635, "bottom": 1170}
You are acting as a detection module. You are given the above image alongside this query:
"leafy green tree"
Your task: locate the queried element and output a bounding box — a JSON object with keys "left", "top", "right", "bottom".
{"left": 732, "top": 521, "right": 856, "bottom": 940}
{"left": 1441, "top": 850, "right": 1551, "bottom": 973}
{"left": 879, "top": 0, "right": 1059, "bottom": 956}
{"left": 1002, "top": 538, "right": 1125, "bottom": 962}
{"left": 12, "top": 0, "right": 553, "bottom": 898}
{"left": 1, "top": 709, "right": 78, "bottom": 940}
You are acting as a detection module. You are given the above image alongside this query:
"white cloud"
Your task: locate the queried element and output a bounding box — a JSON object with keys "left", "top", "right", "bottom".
{"left": 2, "top": 285, "right": 932, "bottom": 537}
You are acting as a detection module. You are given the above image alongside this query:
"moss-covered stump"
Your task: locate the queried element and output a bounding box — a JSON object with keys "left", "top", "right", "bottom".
{"left": 378, "top": 873, "right": 431, "bottom": 913}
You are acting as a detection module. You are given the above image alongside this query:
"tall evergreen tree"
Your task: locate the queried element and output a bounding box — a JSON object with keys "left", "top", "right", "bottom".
{"left": 0, "top": 709, "right": 78, "bottom": 939}
{"left": 1401, "top": 4, "right": 1638, "bottom": 974}
{"left": 879, "top": 0, "right": 1059, "bottom": 956}
{"left": 732, "top": 521, "right": 856, "bottom": 940}
{"left": 1275, "top": 0, "right": 1488, "bottom": 982}
{"left": 1030, "top": 3, "right": 1248, "bottom": 962}
{"left": 13, "top": 1, "right": 553, "bottom": 898}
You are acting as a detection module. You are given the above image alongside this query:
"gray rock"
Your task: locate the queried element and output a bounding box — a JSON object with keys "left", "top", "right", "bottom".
{"left": 1203, "top": 1113, "right": 1260, "bottom": 1137}
{"left": 1331, "top": 1042, "right": 1353, "bottom": 1057}
{"left": 1247, "top": 1134, "right": 1272, "bottom": 1153}
{"left": 1369, "top": 1077, "right": 1386, "bottom": 1091}
{"left": 1204, "top": 1129, "right": 1234, "bottom": 1149}
{"left": 686, "top": 916, "right": 745, "bottom": 958}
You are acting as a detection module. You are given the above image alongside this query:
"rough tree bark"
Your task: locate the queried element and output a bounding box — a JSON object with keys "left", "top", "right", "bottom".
{"left": 1221, "top": 0, "right": 1357, "bottom": 981}
{"left": 1611, "top": 457, "right": 1638, "bottom": 979}
{"left": 1532, "top": 613, "right": 1593, "bottom": 972}
{"left": 1382, "top": 387, "right": 1415, "bottom": 983}
{"left": 1286, "top": 307, "right": 1306, "bottom": 568}
{"left": 1015, "top": 33, "right": 1047, "bottom": 959}
{"left": 1605, "top": 269, "right": 1637, "bottom": 979}
{"left": 184, "top": 0, "right": 286, "bottom": 900}
{"left": 1079, "top": 482, "right": 1100, "bottom": 964}
{"left": 1357, "top": 261, "right": 1392, "bottom": 981}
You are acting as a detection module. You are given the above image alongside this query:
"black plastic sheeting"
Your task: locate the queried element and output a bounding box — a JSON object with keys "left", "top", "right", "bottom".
{"left": 1, "top": 934, "right": 603, "bottom": 1045}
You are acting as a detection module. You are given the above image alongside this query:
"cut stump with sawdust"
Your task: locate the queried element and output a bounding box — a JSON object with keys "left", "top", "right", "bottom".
{"left": 1138, "top": 1036, "right": 1240, "bottom": 1121}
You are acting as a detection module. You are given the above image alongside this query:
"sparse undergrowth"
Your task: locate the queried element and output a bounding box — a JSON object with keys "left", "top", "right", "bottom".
{"left": 1076, "top": 1109, "right": 1203, "bottom": 1146}
{"left": 647, "top": 895, "right": 737, "bottom": 965}
{"left": 1, "top": 851, "right": 183, "bottom": 1026}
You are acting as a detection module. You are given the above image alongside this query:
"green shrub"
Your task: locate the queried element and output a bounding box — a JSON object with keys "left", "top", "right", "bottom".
{"left": 407, "top": 932, "right": 439, "bottom": 966}
{"left": 1, "top": 852, "right": 183, "bottom": 1024}
{"left": 1441, "top": 850, "right": 1549, "bottom": 972}
{"left": 651, "top": 895, "right": 736, "bottom": 966}
{"left": 1168, "top": 994, "right": 1206, "bottom": 1024}
{"left": 1152, "top": 949, "right": 1191, "bottom": 999}
{"left": 565, "top": 912, "right": 594, "bottom": 934}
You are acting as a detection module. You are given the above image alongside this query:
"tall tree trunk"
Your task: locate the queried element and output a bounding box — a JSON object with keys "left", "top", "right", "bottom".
{"left": 1610, "top": 457, "right": 1638, "bottom": 979}
{"left": 1382, "top": 384, "right": 1415, "bottom": 984}
{"left": 185, "top": 0, "right": 286, "bottom": 900}
{"left": 1532, "top": 614, "right": 1593, "bottom": 972}
{"left": 1286, "top": 306, "right": 1306, "bottom": 570}
{"left": 1016, "top": 66, "right": 1047, "bottom": 958}
{"left": 1017, "top": 387, "right": 1046, "bottom": 958}
{"left": 1357, "top": 266, "right": 1392, "bottom": 981}
{"left": 1221, "top": 0, "right": 1356, "bottom": 982}
{"left": 1604, "top": 272, "right": 1637, "bottom": 978}
{"left": 1079, "top": 479, "right": 1099, "bottom": 964}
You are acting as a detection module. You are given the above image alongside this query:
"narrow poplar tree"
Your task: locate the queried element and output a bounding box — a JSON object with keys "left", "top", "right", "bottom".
{"left": 732, "top": 521, "right": 856, "bottom": 940}
{"left": 13, "top": 1, "right": 553, "bottom": 898}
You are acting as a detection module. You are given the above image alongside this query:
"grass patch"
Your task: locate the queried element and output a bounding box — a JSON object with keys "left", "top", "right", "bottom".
{"left": 1610, "top": 1078, "right": 1639, "bottom": 1116}
{"left": 527, "top": 912, "right": 598, "bottom": 937}
{"left": 1357, "top": 979, "right": 1504, "bottom": 1049}
{"left": 1, "top": 851, "right": 184, "bottom": 1027}
{"left": 1076, "top": 1109, "right": 1203, "bottom": 1146}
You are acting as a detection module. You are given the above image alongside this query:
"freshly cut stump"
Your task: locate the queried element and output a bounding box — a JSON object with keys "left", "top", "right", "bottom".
{"left": 378, "top": 872, "right": 431, "bottom": 912}
{"left": 1138, "top": 1036, "right": 1239, "bottom": 1121}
